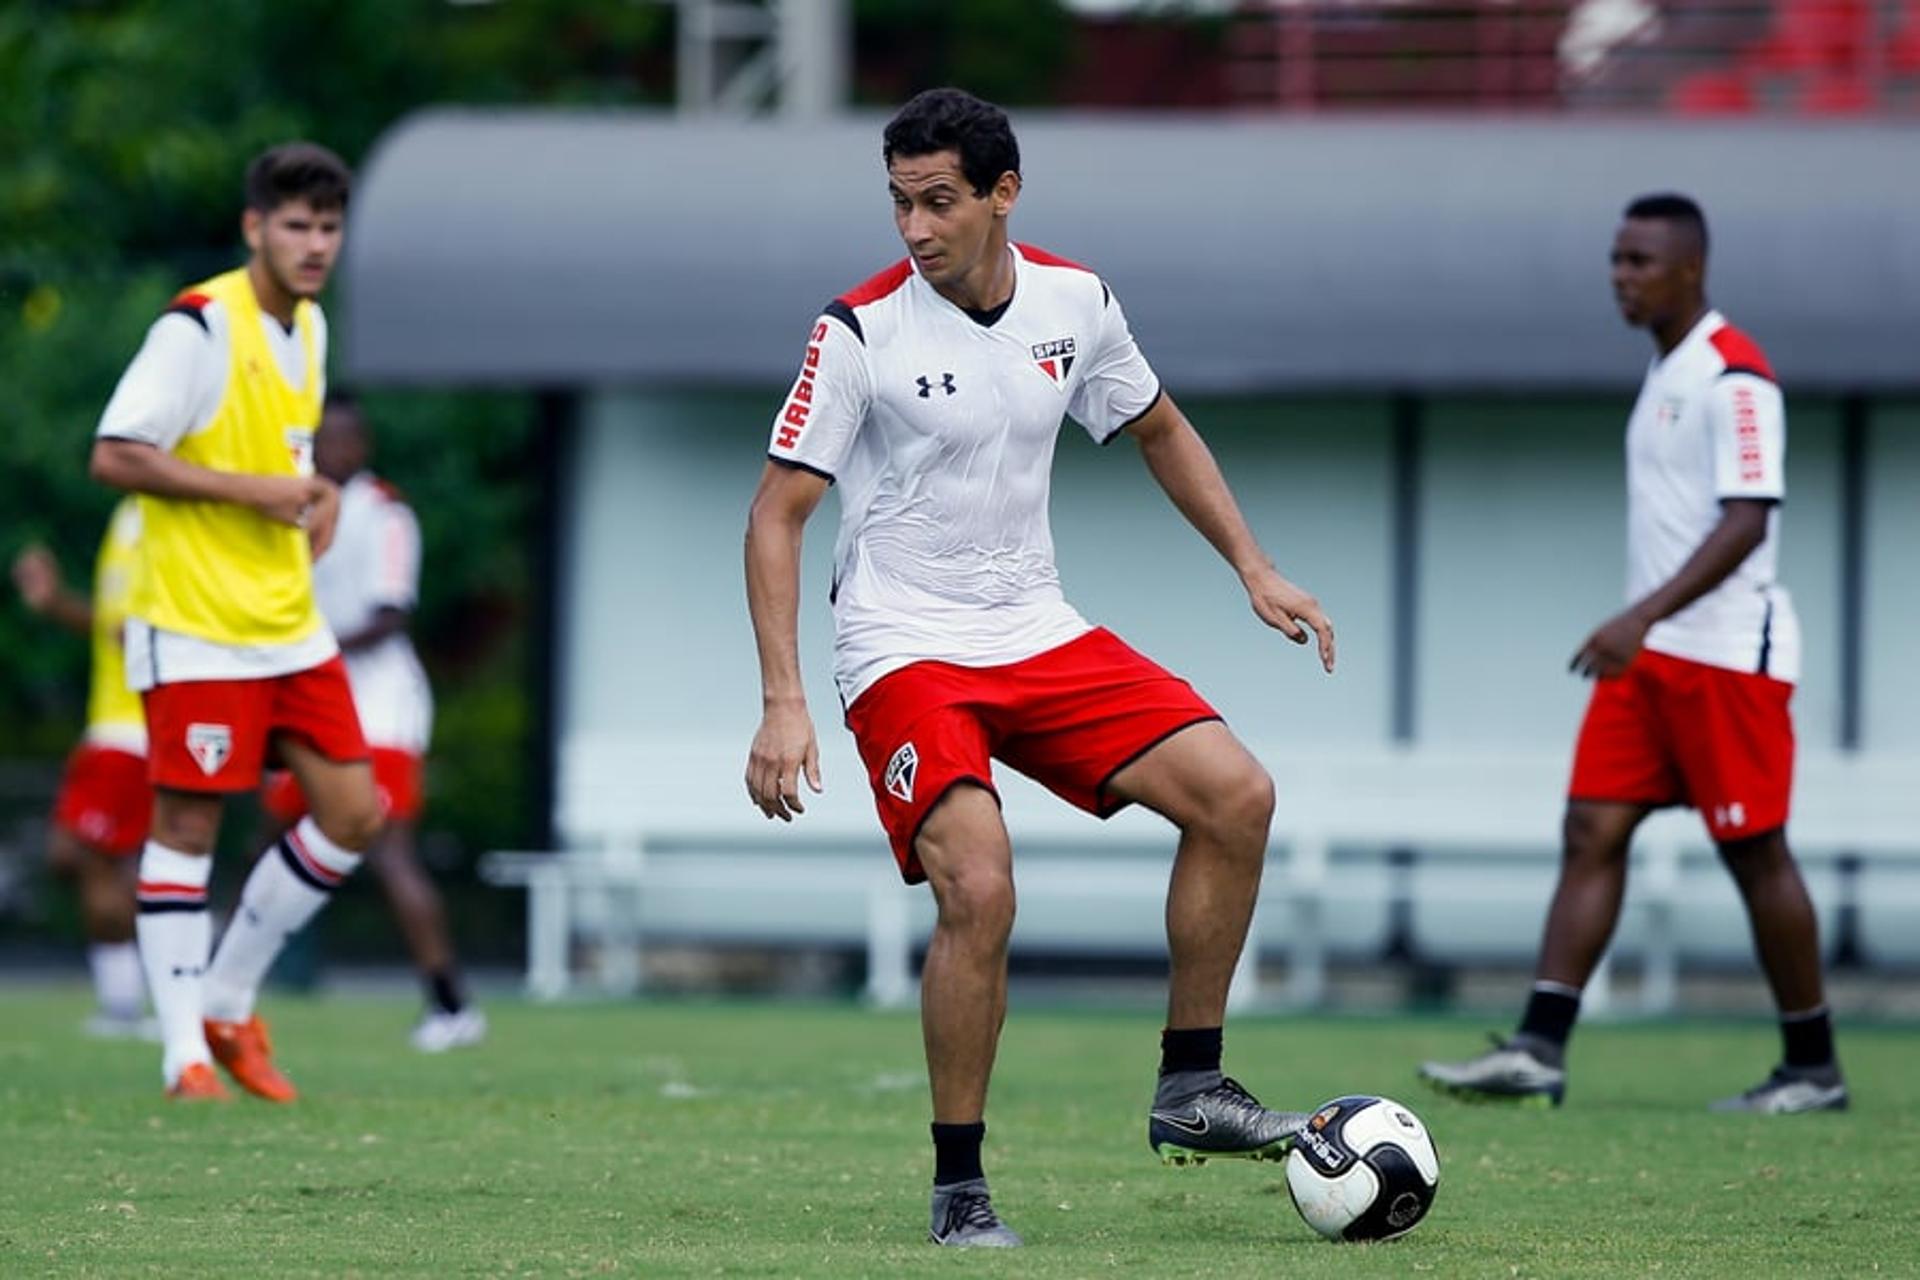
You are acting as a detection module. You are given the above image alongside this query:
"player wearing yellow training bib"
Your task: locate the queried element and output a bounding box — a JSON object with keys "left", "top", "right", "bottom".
{"left": 11, "top": 498, "right": 153, "bottom": 1036}
{"left": 90, "top": 143, "right": 383, "bottom": 1103}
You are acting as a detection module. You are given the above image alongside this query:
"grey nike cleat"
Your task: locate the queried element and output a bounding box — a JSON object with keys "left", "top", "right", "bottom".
{"left": 929, "top": 1179, "right": 1023, "bottom": 1248}
{"left": 1419, "top": 1034, "right": 1566, "bottom": 1107}
{"left": 1709, "top": 1065, "right": 1848, "bottom": 1114}
{"left": 1149, "top": 1076, "right": 1308, "bottom": 1166}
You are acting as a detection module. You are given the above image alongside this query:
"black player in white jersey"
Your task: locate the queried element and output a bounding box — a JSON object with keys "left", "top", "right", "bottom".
{"left": 743, "top": 89, "right": 1336, "bottom": 1247}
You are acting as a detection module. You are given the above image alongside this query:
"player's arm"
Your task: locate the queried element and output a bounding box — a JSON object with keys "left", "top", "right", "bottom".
{"left": 743, "top": 461, "right": 831, "bottom": 821}
{"left": 10, "top": 546, "right": 91, "bottom": 635}
{"left": 1123, "top": 393, "right": 1335, "bottom": 673}
{"left": 334, "top": 606, "right": 411, "bottom": 654}
{"left": 1570, "top": 499, "right": 1771, "bottom": 679}
{"left": 1573, "top": 368, "right": 1784, "bottom": 679}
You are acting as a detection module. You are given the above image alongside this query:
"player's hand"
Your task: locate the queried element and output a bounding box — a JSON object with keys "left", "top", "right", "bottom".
{"left": 745, "top": 698, "right": 823, "bottom": 822}
{"left": 10, "top": 545, "right": 60, "bottom": 613}
{"left": 244, "top": 474, "right": 324, "bottom": 526}
{"left": 1570, "top": 608, "right": 1648, "bottom": 679}
{"left": 1244, "top": 564, "right": 1335, "bottom": 673}
{"left": 303, "top": 478, "right": 341, "bottom": 559}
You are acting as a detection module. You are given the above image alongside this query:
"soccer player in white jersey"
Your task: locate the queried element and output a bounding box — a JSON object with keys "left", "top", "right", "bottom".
{"left": 1421, "top": 194, "right": 1846, "bottom": 1114}
{"left": 260, "top": 393, "right": 486, "bottom": 1052}
{"left": 743, "top": 89, "right": 1336, "bottom": 1247}
{"left": 89, "top": 143, "right": 383, "bottom": 1102}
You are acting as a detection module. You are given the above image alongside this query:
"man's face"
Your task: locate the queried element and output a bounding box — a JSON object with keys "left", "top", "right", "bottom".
{"left": 244, "top": 197, "right": 345, "bottom": 301}
{"left": 313, "top": 406, "right": 365, "bottom": 483}
{"left": 888, "top": 150, "right": 1016, "bottom": 288}
{"left": 1610, "top": 217, "right": 1699, "bottom": 330}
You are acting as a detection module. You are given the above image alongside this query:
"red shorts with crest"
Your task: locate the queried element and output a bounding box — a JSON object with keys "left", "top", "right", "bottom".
{"left": 1568, "top": 648, "right": 1794, "bottom": 842}
{"left": 262, "top": 746, "right": 424, "bottom": 824}
{"left": 142, "top": 656, "right": 369, "bottom": 794}
{"left": 52, "top": 743, "right": 152, "bottom": 856}
{"left": 844, "top": 628, "right": 1220, "bottom": 883}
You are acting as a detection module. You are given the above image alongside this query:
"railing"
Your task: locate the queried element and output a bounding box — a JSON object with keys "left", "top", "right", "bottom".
{"left": 1227, "top": 0, "right": 1920, "bottom": 112}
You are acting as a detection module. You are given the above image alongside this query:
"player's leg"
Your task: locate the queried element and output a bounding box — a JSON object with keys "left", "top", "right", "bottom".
{"left": 202, "top": 657, "right": 379, "bottom": 1100}
{"left": 914, "top": 783, "right": 1022, "bottom": 1248}
{"left": 1105, "top": 719, "right": 1305, "bottom": 1164}
{"left": 51, "top": 746, "right": 151, "bottom": 1032}
{"left": 1422, "top": 659, "right": 1673, "bottom": 1105}
{"left": 370, "top": 816, "right": 485, "bottom": 1051}
{"left": 75, "top": 840, "right": 146, "bottom": 1033}
{"left": 139, "top": 786, "right": 229, "bottom": 1099}
{"left": 1681, "top": 663, "right": 1844, "bottom": 1112}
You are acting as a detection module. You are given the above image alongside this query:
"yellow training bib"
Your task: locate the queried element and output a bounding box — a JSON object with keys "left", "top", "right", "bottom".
{"left": 86, "top": 497, "right": 145, "bottom": 738}
{"left": 129, "top": 267, "right": 324, "bottom": 647}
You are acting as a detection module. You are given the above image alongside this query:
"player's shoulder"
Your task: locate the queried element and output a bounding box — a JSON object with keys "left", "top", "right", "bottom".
{"left": 820, "top": 258, "right": 915, "bottom": 346}
{"left": 1014, "top": 242, "right": 1112, "bottom": 310}
{"left": 159, "top": 286, "right": 224, "bottom": 337}
{"left": 355, "top": 471, "right": 410, "bottom": 507}
{"left": 1704, "top": 317, "right": 1776, "bottom": 384}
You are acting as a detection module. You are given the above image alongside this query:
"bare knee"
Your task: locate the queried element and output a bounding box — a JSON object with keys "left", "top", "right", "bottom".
{"left": 1562, "top": 804, "right": 1634, "bottom": 866}
{"left": 1716, "top": 828, "right": 1791, "bottom": 884}
{"left": 928, "top": 864, "right": 1016, "bottom": 946}
{"left": 1186, "top": 758, "right": 1275, "bottom": 850}
{"left": 151, "top": 791, "right": 222, "bottom": 855}
{"left": 312, "top": 797, "right": 384, "bottom": 853}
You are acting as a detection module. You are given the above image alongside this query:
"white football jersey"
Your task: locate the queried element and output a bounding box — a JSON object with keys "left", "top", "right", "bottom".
{"left": 312, "top": 471, "right": 433, "bottom": 751}
{"left": 767, "top": 243, "right": 1163, "bottom": 704}
{"left": 1624, "top": 310, "right": 1798, "bottom": 681}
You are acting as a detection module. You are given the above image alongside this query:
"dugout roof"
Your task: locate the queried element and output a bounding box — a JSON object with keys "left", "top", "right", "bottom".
{"left": 343, "top": 111, "right": 1920, "bottom": 392}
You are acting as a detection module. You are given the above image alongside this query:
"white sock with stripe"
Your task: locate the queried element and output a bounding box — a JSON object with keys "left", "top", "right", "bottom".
{"left": 203, "top": 817, "right": 361, "bottom": 1023}
{"left": 87, "top": 941, "right": 148, "bottom": 1021}
{"left": 135, "top": 842, "right": 213, "bottom": 1083}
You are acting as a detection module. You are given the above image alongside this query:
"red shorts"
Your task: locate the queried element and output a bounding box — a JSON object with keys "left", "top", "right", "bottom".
{"left": 262, "top": 746, "right": 424, "bottom": 824}
{"left": 845, "top": 628, "right": 1220, "bottom": 883}
{"left": 51, "top": 743, "right": 151, "bottom": 856}
{"left": 142, "top": 656, "right": 369, "bottom": 794}
{"left": 1568, "top": 648, "right": 1794, "bottom": 842}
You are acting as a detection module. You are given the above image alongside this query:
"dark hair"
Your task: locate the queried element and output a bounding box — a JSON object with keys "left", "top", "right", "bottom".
{"left": 1624, "top": 192, "right": 1708, "bottom": 257}
{"left": 245, "top": 142, "right": 352, "bottom": 214}
{"left": 883, "top": 88, "right": 1019, "bottom": 197}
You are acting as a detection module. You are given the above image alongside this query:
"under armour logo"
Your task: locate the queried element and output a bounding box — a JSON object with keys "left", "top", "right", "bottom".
{"left": 170, "top": 964, "right": 205, "bottom": 979}
{"left": 916, "top": 373, "right": 957, "bottom": 398}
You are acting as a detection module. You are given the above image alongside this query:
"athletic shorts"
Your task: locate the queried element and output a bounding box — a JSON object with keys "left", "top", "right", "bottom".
{"left": 142, "top": 656, "right": 369, "bottom": 794}
{"left": 844, "top": 627, "right": 1220, "bottom": 883}
{"left": 51, "top": 743, "right": 151, "bottom": 856}
{"left": 262, "top": 746, "right": 424, "bottom": 824}
{"left": 1568, "top": 647, "right": 1794, "bottom": 842}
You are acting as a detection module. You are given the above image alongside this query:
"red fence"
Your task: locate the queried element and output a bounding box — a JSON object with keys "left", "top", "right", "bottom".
{"left": 1227, "top": 1, "right": 1920, "bottom": 112}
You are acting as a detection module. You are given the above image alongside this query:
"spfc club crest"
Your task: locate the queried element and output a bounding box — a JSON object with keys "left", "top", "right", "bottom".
{"left": 1031, "top": 336, "right": 1076, "bottom": 388}
{"left": 885, "top": 741, "right": 918, "bottom": 803}
{"left": 185, "top": 722, "right": 233, "bottom": 777}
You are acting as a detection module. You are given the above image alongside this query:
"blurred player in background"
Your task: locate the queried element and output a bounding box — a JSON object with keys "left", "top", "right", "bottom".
{"left": 89, "top": 142, "right": 382, "bottom": 1102}
{"left": 260, "top": 392, "right": 485, "bottom": 1052}
{"left": 1420, "top": 194, "right": 1845, "bottom": 1114}
{"left": 744, "top": 88, "right": 1335, "bottom": 1247}
{"left": 11, "top": 500, "right": 153, "bottom": 1037}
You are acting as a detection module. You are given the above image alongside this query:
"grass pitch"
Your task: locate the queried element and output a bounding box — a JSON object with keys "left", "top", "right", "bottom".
{"left": 2, "top": 989, "right": 1916, "bottom": 1277}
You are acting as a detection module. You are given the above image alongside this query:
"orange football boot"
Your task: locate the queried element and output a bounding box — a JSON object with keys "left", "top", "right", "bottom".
{"left": 203, "top": 1014, "right": 299, "bottom": 1102}
{"left": 166, "top": 1062, "right": 231, "bottom": 1101}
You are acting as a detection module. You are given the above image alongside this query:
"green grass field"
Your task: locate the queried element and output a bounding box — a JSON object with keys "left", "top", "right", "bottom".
{"left": 3, "top": 990, "right": 1916, "bottom": 1277}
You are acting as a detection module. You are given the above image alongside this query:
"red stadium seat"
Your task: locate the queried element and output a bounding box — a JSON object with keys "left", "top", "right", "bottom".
{"left": 1668, "top": 68, "right": 1757, "bottom": 114}
{"left": 1743, "top": 0, "right": 1873, "bottom": 74}
{"left": 1799, "top": 75, "right": 1876, "bottom": 113}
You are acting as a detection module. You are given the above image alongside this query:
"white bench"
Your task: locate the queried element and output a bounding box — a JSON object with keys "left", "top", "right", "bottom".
{"left": 481, "top": 736, "right": 1920, "bottom": 1011}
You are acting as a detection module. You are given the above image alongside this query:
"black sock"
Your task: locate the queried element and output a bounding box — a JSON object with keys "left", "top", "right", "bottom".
{"left": 425, "top": 970, "right": 466, "bottom": 1016}
{"left": 1781, "top": 1007, "right": 1835, "bottom": 1070}
{"left": 1159, "top": 1026, "right": 1223, "bottom": 1077}
{"left": 931, "top": 1122, "right": 985, "bottom": 1187}
{"left": 1516, "top": 983, "right": 1581, "bottom": 1051}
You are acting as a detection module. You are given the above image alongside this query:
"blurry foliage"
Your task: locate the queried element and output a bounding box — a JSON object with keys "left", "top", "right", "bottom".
{"left": 1, "top": 0, "right": 673, "bottom": 894}
{"left": 853, "top": 0, "right": 1074, "bottom": 105}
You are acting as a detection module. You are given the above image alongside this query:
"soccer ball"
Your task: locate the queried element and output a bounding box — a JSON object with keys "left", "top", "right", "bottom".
{"left": 1285, "top": 1095, "right": 1439, "bottom": 1242}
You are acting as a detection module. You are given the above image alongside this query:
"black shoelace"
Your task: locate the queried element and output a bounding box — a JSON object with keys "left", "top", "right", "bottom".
{"left": 943, "top": 1191, "right": 1001, "bottom": 1235}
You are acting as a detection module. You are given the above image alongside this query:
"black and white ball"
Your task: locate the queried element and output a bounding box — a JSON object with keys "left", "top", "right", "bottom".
{"left": 1285, "top": 1095, "right": 1439, "bottom": 1242}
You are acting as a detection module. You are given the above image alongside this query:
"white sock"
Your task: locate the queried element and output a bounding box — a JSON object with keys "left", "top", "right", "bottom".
{"left": 135, "top": 842, "right": 213, "bottom": 1083}
{"left": 203, "top": 817, "right": 360, "bottom": 1022}
{"left": 87, "top": 940, "right": 147, "bottom": 1021}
